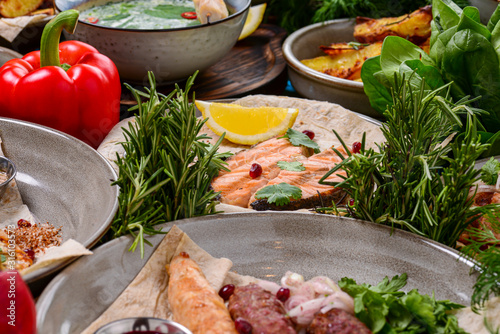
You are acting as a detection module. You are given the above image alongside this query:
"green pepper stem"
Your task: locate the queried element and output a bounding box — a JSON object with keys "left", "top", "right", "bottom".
{"left": 40, "top": 9, "right": 79, "bottom": 68}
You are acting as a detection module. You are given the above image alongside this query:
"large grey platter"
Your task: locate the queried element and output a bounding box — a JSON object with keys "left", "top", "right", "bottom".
{"left": 0, "top": 118, "right": 119, "bottom": 293}
{"left": 36, "top": 212, "right": 477, "bottom": 334}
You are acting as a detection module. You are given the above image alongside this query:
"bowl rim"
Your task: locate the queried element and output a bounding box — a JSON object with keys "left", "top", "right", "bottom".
{"left": 282, "top": 18, "right": 364, "bottom": 91}
{"left": 55, "top": 0, "right": 251, "bottom": 33}
{"left": 0, "top": 156, "right": 17, "bottom": 189}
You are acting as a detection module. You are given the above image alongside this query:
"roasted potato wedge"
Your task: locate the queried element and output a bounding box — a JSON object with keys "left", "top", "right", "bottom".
{"left": 301, "top": 42, "right": 383, "bottom": 81}
{"left": 354, "top": 5, "right": 432, "bottom": 45}
{"left": 0, "top": 0, "right": 44, "bottom": 17}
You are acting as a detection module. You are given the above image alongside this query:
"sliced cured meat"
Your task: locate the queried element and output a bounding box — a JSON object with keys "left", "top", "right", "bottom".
{"left": 228, "top": 284, "right": 297, "bottom": 334}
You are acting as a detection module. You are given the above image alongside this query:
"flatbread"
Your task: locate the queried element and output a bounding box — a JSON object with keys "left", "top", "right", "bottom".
{"left": 81, "top": 225, "right": 253, "bottom": 334}
{"left": 98, "top": 95, "right": 385, "bottom": 175}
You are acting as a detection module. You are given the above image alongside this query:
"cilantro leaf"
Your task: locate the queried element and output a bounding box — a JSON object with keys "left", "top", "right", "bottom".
{"left": 281, "top": 128, "right": 321, "bottom": 153}
{"left": 277, "top": 160, "right": 305, "bottom": 171}
{"left": 254, "top": 182, "right": 302, "bottom": 206}
{"left": 480, "top": 157, "right": 500, "bottom": 185}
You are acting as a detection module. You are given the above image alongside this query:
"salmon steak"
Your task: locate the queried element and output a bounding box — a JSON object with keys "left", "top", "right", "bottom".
{"left": 211, "top": 137, "right": 346, "bottom": 210}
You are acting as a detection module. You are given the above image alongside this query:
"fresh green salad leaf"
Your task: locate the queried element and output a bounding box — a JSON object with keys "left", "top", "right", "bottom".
{"left": 277, "top": 161, "right": 305, "bottom": 172}
{"left": 254, "top": 182, "right": 302, "bottom": 206}
{"left": 339, "top": 274, "right": 466, "bottom": 334}
{"left": 480, "top": 157, "right": 500, "bottom": 185}
{"left": 281, "top": 128, "right": 321, "bottom": 153}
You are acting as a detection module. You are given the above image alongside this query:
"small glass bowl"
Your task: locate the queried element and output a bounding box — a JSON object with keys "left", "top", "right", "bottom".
{"left": 0, "top": 156, "right": 17, "bottom": 201}
{"left": 94, "top": 317, "right": 192, "bottom": 334}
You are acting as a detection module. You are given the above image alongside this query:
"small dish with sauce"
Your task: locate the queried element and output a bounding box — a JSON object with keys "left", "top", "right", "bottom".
{"left": 0, "top": 156, "right": 16, "bottom": 201}
{"left": 94, "top": 317, "right": 192, "bottom": 334}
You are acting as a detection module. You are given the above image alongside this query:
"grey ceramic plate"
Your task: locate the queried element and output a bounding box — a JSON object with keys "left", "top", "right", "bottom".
{"left": 36, "top": 212, "right": 476, "bottom": 334}
{"left": 0, "top": 118, "right": 119, "bottom": 292}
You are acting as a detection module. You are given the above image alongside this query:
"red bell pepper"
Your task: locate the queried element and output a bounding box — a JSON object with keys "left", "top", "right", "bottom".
{"left": 0, "top": 270, "right": 36, "bottom": 334}
{"left": 0, "top": 10, "right": 121, "bottom": 148}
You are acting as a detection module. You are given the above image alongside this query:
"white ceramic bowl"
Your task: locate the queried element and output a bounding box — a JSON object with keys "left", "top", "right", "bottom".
{"left": 283, "top": 19, "right": 381, "bottom": 119}
{"left": 55, "top": 0, "right": 250, "bottom": 85}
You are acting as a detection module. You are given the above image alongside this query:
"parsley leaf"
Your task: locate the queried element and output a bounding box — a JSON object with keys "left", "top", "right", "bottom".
{"left": 281, "top": 128, "right": 321, "bottom": 153}
{"left": 254, "top": 182, "right": 302, "bottom": 206}
{"left": 277, "top": 160, "right": 305, "bottom": 172}
{"left": 480, "top": 157, "right": 500, "bottom": 185}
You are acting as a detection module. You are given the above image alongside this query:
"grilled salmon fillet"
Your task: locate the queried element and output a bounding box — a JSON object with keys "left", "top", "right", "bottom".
{"left": 249, "top": 148, "right": 346, "bottom": 211}
{"left": 211, "top": 138, "right": 312, "bottom": 207}
{"left": 211, "top": 137, "right": 347, "bottom": 210}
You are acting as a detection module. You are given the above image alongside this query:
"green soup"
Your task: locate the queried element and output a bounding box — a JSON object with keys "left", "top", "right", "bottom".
{"left": 80, "top": 0, "right": 201, "bottom": 29}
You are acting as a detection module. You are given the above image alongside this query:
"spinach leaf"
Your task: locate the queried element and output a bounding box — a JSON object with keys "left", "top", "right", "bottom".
{"left": 487, "top": 3, "right": 500, "bottom": 32}
{"left": 380, "top": 37, "right": 434, "bottom": 85}
{"left": 145, "top": 5, "right": 194, "bottom": 20}
{"left": 432, "top": 0, "right": 461, "bottom": 31}
{"left": 399, "top": 59, "right": 445, "bottom": 93}
{"left": 442, "top": 29, "right": 500, "bottom": 131}
{"left": 361, "top": 56, "right": 392, "bottom": 114}
{"left": 456, "top": 7, "right": 491, "bottom": 40}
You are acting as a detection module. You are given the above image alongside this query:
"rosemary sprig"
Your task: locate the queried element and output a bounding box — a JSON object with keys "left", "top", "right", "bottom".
{"left": 111, "top": 72, "right": 230, "bottom": 257}
{"left": 319, "top": 74, "right": 499, "bottom": 248}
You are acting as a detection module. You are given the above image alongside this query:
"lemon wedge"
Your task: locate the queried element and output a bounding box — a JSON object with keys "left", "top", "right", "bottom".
{"left": 196, "top": 100, "right": 299, "bottom": 145}
{"left": 238, "top": 3, "right": 267, "bottom": 41}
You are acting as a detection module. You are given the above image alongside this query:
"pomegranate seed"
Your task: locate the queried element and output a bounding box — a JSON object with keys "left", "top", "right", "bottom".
{"left": 17, "top": 219, "right": 31, "bottom": 228}
{"left": 24, "top": 249, "right": 35, "bottom": 261}
{"left": 249, "top": 163, "right": 262, "bottom": 179}
{"left": 352, "top": 142, "right": 362, "bottom": 154}
{"left": 349, "top": 199, "right": 355, "bottom": 206}
{"left": 302, "top": 130, "right": 315, "bottom": 140}
{"left": 276, "top": 287, "right": 290, "bottom": 302}
{"left": 234, "top": 318, "right": 252, "bottom": 334}
{"left": 219, "top": 284, "right": 235, "bottom": 301}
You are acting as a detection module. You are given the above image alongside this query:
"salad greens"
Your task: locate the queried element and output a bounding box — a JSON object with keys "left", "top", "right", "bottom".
{"left": 110, "top": 72, "right": 230, "bottom": 256}
{"left": 339, "top": 274, "right": 466, "bottom": 333}
{"left": 361, "top": 0, "right": 500, "bottom": 156}
{"left": 320, "top": 75, "right": 499, "bottom": 248}
{"left": 480, "top": 157, "right": 500, "bottom": 185}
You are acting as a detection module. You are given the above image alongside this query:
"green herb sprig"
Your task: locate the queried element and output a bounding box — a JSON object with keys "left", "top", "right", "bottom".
{"left": 339, "top": 274, "right": 467, "bottom": 333}
{"left": 111, "top": 72, "right": 230, "bottom": 257}
{"left": 320, "top": 75, "right": 499, "bottom": 248}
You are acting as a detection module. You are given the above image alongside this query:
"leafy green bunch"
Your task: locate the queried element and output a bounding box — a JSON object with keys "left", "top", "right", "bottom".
{"left": 361, "top": 0, "right": 500, "bottom": 157}
{"left": 320, "top": 75, "right": 498, "bottom": 248}
{"left": 339, "top": 274, "right": 466, "bottom": 333}
{"left": 111, "top": 72, "right": 230, "bottom": 256}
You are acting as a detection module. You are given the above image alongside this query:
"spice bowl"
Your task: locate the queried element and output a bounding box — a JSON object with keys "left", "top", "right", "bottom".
{"left": 94, "top": 317, "right": 192, "bottom": 334}
{"left": 54, "top": 0, "right": 251, "bottom": 85}
{"left": 0, "top": 156, "right": 17, "bottom": 201}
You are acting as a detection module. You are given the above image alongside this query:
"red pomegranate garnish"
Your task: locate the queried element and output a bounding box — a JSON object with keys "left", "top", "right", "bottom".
{"left": 302, "top": 130, "right": 315, "bottom": 140}
{"left": 24, "top": 249, "right": 35, "bottom": 261}
{"left": 249, "top": 163, "right": 262, "bottom": 179}
{"left": 348, "top": 198, "right": 355, "bottom": 206}
{"left": 276, "top": 287, "right": 290, "bottom": 302}
{"left": 219, "top": 284, "right": 235, "bottom": 301}
{"left": 352, "top": 142, "right": 362, "bottom": 154}
{"left": 234, "top": 318, "right": 252, "bottom": 334}
{"left": 17, "top": 219, "right": 31, "bottom": 228}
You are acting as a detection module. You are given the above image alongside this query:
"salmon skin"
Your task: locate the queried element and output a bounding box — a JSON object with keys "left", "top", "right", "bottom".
{"left": 211, "top": 137, "right": 346, "bottom": 210}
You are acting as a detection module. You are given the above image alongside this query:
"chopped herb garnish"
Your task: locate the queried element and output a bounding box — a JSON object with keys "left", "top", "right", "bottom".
{"left": 281, "top": 128, "right": 321, "bottom": 153}
{"left": 254, "top": 182, "right": 302, "bottom": 206}
{"left": 277, "top": 160, "right": 305, "bottom": 172}
{"left": 480, "top": 157, "right": 500, "bottom": 185}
